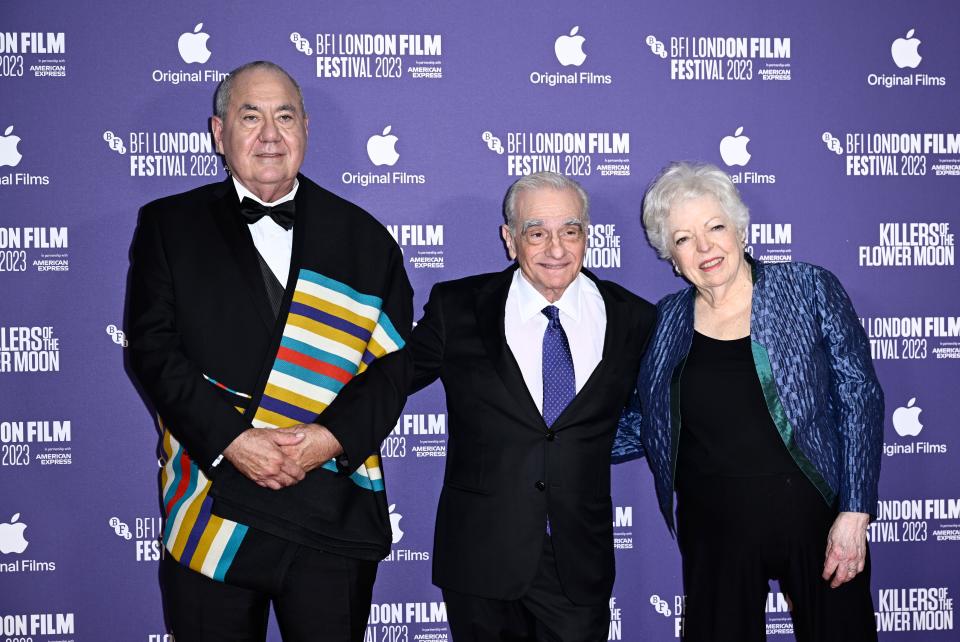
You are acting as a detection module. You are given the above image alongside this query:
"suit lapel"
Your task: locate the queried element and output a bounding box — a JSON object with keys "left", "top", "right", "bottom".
{"left": 210, "top": 179, "right": 276, "bottom": 332}
{"left": 550, "top": 271, "right": 629, "bottom": 431}
{"left": 286, "top": 173, "right": 314, "bottom": 291}
{"left": 593, "top": 271, "right": 628, "bottom": 364}
{"left": 475, "top": 266, "right": 546, "bottom": 428}
{"left": 243, "top": 179, "right": 316, "bottom": 417}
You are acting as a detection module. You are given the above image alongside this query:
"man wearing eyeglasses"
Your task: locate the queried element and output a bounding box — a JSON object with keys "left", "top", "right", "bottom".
{"left": 409, "top": 172, "right": 656, "bottom": 641}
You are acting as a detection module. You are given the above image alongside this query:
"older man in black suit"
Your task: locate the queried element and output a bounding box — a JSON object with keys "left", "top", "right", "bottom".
{"left": 409, "top": 173, "right": 655, "bottom": 641}
{"left": 129, "top": 61, "right": 412, "bottom": 642}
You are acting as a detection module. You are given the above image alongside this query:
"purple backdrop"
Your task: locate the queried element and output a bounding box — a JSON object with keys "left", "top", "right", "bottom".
{"left": 1, "top": 1, "right": 958, "bottom": 640}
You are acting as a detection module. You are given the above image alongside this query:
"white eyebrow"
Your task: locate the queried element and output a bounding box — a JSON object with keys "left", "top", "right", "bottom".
{"left": 520, "top": 218, "right": 584, "bottom": 233}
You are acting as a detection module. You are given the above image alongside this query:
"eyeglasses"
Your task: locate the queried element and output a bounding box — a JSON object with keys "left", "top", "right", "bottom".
{"left": 520, "top": 224, "right": 585, "bottom": 246}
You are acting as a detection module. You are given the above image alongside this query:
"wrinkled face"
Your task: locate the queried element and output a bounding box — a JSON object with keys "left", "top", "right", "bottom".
{"left": 666, "top": 194, "right": 746, "bottom": 291}
{"left": 211, "top": 68, "right": 308, "bottom": 201}
{"left": 501, "top": 187, "right": 586, "bottom": 303}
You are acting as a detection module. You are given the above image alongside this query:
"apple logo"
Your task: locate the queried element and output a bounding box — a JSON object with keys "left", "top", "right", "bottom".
{"left": 388, "top": 504, "right": 404, "bottom": 544}
{"left": 0, "top": 513, "right": 29, "bottom": 554}
{"left": 891, "top": 29, "right": 921, "bottom": 69}
{"left": 719, "top": 126, "right": 751, "bottom": 167}
{"left": 892, "top": 397, "right": 923, "bottom": 437}
{"left": 554, "top": 26, "right": 587, "bottom": 67}
{"left": 366, "top": 125, "right": 400, "bottom": 167}
{"left": 178, "top": 22, "right": 212, "bottom": 64}
{"left": 0, "top": 125, "right": 23, "bottom": 168}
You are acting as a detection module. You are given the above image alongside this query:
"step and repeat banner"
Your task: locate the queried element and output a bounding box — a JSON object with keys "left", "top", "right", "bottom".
{"left": 1, "top": 1, "right": 958, "bottom": 640}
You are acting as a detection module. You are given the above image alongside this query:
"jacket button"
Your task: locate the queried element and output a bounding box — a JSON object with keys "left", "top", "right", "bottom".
{"left": 535, "top": 481, "right": 546, "bottom": 491}
{"left": 545, "top": 430, "right": 555, "bottom": 441}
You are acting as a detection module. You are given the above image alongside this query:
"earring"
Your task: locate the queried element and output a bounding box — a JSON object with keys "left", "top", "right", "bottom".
{"left": 672, "top": 261, "right": 681, "bottom": 276}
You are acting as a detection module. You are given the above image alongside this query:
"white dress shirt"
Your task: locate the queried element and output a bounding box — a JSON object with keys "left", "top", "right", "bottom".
{"left": 504, "top": 269, "right": 607, "bottom": 414}
{"left": 232, "top": 177, "right": 297, "bottom": 287}
{"left": 212, "top": 178, "right": 298, "bottom": 467}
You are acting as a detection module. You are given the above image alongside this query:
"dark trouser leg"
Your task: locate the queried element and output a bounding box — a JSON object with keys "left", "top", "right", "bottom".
{"left": 443, "top": 535, "right": 608, "bottom": 642}
{"left": 272, "top": 545, "right": 379, "bottom": 642}
{"left": 160, "top": 554, "right": 270, "bottom": 642}
{"left": 522, "top": 535, "right": 610, "bottom": 642}
{"left": 676, "top": 478, "right": 775, "bottom": 642}
{"left": 778, "top": 477, "right": 878, "bottom": 642}
{"left": 442, "top": 587, "right": 536, "bottom": 642}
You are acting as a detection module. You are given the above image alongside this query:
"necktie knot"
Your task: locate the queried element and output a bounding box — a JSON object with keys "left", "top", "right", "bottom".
{"left": 542, "top": 305, "right": 561, "bottom": 326}
{"left": 239, "top": 197, "right": 296, "bottom": 230}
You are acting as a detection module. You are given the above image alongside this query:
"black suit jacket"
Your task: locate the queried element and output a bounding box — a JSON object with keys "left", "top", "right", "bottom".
{"left": 410, "top": 266, "right": 655, "bottom": 605}
{"left": 128, "top": 175, "right": 412, "bottom": 560}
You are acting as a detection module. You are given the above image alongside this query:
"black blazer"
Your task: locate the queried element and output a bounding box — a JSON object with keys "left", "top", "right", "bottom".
{"left": 128, "top": 175, "right": 412, "bottom": 558}
{"left": 409, "top": 266, "right": 655, "bottom": 605}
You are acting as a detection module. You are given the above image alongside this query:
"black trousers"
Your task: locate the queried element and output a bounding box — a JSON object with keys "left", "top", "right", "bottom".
{"left": 676, "top": 472, "right": 877, "bottom": 642}
{"left": 160, "top": 543, "right": 378, "bottom": 642}
{"left": 442, "top": 535, "right": 610, "bottom": 642}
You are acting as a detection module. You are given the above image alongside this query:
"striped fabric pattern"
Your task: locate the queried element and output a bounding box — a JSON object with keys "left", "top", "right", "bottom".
{"left": 160, "top": 269, "right": 404, "bottom": 581}
{"left": 160, "top": 427, "right": 247, "bottom": 581}
{"left": 251, "top": 269, "right": 405, "bottom": 491}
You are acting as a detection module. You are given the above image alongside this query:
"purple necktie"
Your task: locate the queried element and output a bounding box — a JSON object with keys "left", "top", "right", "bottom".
{"left": 541, "top": 305, "right": 575, "bottom": 427}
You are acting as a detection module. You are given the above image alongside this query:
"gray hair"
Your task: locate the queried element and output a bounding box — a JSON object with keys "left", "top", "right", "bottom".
{"left": 641, "top": 161, "right": 750, "bottom": 259}
{"left": 214, "top": 61, "right": 306, "bottom": 119}
{"left": 502, "top": 171, "right": 590, "bottom": 235}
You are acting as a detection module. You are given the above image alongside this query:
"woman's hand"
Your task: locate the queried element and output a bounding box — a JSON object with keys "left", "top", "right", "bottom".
{"left": 822, "top": 511, "right": 870, "bottom": 588}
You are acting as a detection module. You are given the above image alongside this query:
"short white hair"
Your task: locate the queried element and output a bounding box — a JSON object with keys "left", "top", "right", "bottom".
{"left": 502, "top": 172, "right": 590, "bottom": 235}
{"left": 642, "top": 161, "right": 750, "bottom": 259}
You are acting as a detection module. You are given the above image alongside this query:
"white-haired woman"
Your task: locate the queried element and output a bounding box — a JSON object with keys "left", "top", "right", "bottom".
{"left": 614, "top": 161, "right": 882, "bottom": 641}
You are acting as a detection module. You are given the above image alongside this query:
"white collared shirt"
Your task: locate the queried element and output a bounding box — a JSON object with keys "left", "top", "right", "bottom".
{"left": 211, "top": 179, "right": 299, "bottom": 468}
{"left": 232, "top": 177, "right": 298, "bottom": 288}
{"left": 504, "top": 269, "right": 606, "bottom": 413}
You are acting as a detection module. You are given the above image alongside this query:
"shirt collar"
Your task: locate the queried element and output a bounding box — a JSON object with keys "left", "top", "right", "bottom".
{"left": 232, "top": 177, "right": 299, "bottom": 207}
{"left": 513, "top": 269, "right": 584, "bottom": 323}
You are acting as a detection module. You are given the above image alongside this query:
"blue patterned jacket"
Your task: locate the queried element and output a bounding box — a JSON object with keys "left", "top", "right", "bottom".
{"left": 613, "top": 258, "right": 883, "bottom": 532}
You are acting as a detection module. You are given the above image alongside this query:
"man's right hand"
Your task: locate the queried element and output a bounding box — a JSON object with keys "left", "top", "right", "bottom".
{"left": 222, "top": 428, "right": 307, "bottom": 490}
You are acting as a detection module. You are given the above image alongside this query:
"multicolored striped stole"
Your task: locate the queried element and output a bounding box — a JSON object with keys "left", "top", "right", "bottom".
{"left": 160, "top": 269, "right": 405, "bottom": 580}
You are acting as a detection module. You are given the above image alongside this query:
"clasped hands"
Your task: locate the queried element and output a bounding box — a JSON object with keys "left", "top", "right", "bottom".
{"left": 222, "top": 424, "right": 343, "bottom": 490}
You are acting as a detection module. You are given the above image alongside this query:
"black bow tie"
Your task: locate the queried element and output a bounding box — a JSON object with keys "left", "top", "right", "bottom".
{"left": 239, "top": 197, "right": 296, "bottom": 230}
